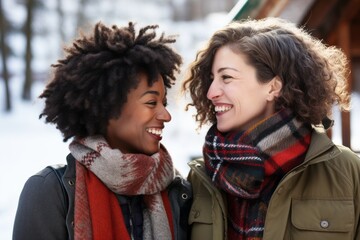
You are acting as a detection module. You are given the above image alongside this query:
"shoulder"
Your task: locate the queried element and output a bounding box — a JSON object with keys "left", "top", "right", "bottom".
{"left": 13, "top": 165, "right": 69, "bottom": 239}
{"left": 308, "top": 135, "right": 360, "bottom": 195}
{"left": 19, "top": 164, "right": 68, "bottom": 211}
{"left": 26, "top": 164, "right": 66, "bottom": 189}
{"left": 309, "top": 129, "right": 360, "bottom": 170}
{"left": 329, "top": 145, "right": 360, "bottom": 182}
{"left": 336, "top": 145, "right": 360, "bottom": 162}
{"left": 35, "top": 164, "right": 67, "bottom": 177}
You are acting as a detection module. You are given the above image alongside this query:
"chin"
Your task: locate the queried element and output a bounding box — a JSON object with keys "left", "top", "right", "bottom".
{"left": 216, "top": 124, "right": 231, "bottom": 133}
{"left": 144, "top": 147, "right": 160, "bottom": 156}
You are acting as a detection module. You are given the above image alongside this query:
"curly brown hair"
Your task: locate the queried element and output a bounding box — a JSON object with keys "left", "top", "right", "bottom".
{"left": 40, "top": 22, "right": 182, "bottom": 141}
{"left": 182, "top": 17, "right": 350, "bottom": 128}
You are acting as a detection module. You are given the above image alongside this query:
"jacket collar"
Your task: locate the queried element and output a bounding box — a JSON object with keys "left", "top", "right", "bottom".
{"left": 303, "top": 127, "right": 341, "bottom": 165}
{"left": 65, "top": 153, "right": 76, "bottom": 179}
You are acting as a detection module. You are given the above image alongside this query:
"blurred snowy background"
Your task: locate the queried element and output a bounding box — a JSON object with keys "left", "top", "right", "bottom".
{"left": 0, "top": 0, "right": 236, "bottom": 239}
{"left": 0, "top": 0, "right": 359, "bottom": 239}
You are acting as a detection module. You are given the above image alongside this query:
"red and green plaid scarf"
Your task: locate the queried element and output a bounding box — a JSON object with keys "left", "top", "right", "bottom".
{"left": 204, "top": 109, "right": 312, "bottom": 239}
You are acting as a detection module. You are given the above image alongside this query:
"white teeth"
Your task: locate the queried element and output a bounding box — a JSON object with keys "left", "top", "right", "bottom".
{"left": 146, "top": 128, "right": 162, "bottom": 136}
{"left": 215, "top": 105, "right": 232, "bottom": 112}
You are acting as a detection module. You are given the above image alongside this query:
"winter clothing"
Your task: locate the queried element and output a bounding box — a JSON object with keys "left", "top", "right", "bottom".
{"left": 188, "top": 127, "right": 360, "bottom": 240}
{"left": 69, "top": 136, "right": 175, "bottom": 239}
{"left": 13, "top": 146, "right": 192, "bottom": 240}
{"left": 203, "top": 109, "right": 312, "bottom": 239}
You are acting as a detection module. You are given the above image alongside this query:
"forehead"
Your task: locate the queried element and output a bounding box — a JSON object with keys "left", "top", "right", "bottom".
{"left": 129, "top": 73, "right": 165, "bottom": 97}
{"left": 212, "top": 46, "right": 251, "bottom": 71}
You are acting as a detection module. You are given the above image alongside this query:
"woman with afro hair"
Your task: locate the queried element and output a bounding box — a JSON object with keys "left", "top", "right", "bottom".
{"left": 13, "top": 22, "right": 191, "bottom": 240}
{"left": 183, "top": 17, "right": 360, "bottom": 239}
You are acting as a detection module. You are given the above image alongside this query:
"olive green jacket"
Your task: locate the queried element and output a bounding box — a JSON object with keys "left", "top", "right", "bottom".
{"left": 188, "top": 128, "right": 360, "bottom": 240}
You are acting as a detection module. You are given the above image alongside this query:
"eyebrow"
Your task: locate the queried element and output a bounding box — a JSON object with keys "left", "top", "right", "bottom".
{"left": 141, "top": 90, "right": 160, "bottom": 97}
{"left": 217, "top": 67, "right": 240, "bottom": 73}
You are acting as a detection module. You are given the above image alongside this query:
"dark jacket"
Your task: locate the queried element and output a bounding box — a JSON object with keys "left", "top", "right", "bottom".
{"left": 13, "top": 154, "right": 192, "bottom": 240}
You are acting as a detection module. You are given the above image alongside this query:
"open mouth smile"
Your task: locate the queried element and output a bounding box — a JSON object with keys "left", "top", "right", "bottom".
{"left": 146, "top": 128, "right": 163, "bottom": 139}
{"left": 215, "top": 105, "right": 233, "bottom": 113}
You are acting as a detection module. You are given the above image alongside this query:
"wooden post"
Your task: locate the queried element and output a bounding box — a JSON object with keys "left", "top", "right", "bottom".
{"left": 338, "top": 21, "right": 352, "bottom": 148}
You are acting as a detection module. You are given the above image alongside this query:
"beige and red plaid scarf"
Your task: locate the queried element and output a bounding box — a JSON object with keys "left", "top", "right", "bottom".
{"left": 69, "top": 136, "right": 175, "bottom": 240}
{"left": 204, "top": 109, "right": 312, "bottom": 239}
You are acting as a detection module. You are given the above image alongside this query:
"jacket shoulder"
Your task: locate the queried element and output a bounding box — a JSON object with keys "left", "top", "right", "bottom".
{"left": 336, "top": 145, "right": 360, "bottom": 162}
{"left": 35, "top": 164, "right": 66, "bottom": 178}
{"left": 308, "top": 129, "right": 360, "bottom": 176}
{"left": 330, "top": 145, "right": 360, "bottom": 184}
{"left": 24, "top": 164, "right": 67, "bottom": 193}
{"left": 13, "top": 165, "right": 68, "bottom": 239}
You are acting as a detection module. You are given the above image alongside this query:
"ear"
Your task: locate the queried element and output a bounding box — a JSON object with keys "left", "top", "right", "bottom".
{"left": 267, "top": 76, "right": 282, "bottom": 101}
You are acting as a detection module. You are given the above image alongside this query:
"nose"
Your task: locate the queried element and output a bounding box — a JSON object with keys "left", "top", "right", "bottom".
{"left": 206, "top": 79, "right": 222, "bottom": 100}
{"left": 157, "top": 106, "right": 172, "bottom": 122}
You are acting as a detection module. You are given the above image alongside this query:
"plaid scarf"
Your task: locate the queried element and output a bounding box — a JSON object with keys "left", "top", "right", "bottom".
{"left": 69, "top": 136, "right": 175, "bottom": 240}
{"left": 204, "top": 109, "right": 312, "bottom": 239}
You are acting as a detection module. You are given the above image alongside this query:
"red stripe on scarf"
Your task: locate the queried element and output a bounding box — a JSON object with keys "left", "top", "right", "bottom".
{"left": 264, "top": 134, "right": 311, "bottom": 176}
{"left": 86, "top": 170, "right": 130, "bottom": 240}
{"left": 161, "top": 190, "right": 175, "bottom": 240}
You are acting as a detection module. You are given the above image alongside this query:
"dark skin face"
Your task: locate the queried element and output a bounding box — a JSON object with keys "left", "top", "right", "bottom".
{"left": 105, "top": 73, "right": 171, "bottom": 155}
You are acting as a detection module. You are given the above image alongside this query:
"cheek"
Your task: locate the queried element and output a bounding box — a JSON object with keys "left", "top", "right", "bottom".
{"left": 227, "top": 87, "right": 247, "bottom": 106}
{"left": 232, "top": 92, "right": 268, "bottom": 115}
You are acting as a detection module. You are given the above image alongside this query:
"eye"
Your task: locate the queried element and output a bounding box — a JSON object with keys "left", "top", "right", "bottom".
{"left": 209, "top": 74, "right": 214, "bottom": 82}
{"left": 146, "top": 100, "right": 168, "bottom": 108}
{"left": 146, "top": 101, "right": 157, "bottom": 106}
{"left": 221, "top": 74, "right": 232, "bottom": 82}
{"left": 163, "top": 99, "right": 168, "bottom": 107}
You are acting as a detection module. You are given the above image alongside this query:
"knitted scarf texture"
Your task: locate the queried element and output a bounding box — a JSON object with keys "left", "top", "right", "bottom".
{"left": 69, "top": 136, "right": 175, "bottom": 240}
{"left": 203, "top": 109, "right": 312, "bottom": 239}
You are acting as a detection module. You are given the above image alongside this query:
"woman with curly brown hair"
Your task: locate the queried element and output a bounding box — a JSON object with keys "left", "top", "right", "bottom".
{"left": 182, "top": 17, "right": 360, "bottom": 240}
{"left": 13, "top": 22, "right": 192, "bottom": 240}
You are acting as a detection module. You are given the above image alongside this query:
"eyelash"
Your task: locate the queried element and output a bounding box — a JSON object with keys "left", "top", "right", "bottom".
{"left": 222, "top": 75, "right": 232, "bottom": 81}
{"left": 209, "top": 75, "right": 232, "bottom": 82}
{"left": 147, "top": 101, "right": 168, "bottom": 107}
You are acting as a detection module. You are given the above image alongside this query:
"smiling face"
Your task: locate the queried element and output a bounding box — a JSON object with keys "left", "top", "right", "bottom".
{"left": 105, "top": 72, "right": 171, "bottom": 155}
{"left": 207, "top": 46, "right": 281, "bottom": 133}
